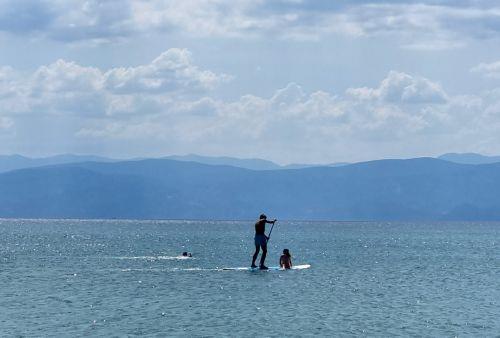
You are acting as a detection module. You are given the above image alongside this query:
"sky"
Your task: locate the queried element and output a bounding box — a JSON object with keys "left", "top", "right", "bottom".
{"left": 1, "top": 0, "right": 500, "bottom": 164}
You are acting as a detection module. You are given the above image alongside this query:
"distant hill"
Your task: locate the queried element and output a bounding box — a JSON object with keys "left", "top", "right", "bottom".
{"left": 282, "top": 162, "right": 349, "bottom": 169}
{"left": 438, "top": 153, "right": 500, "bottom": 165}
{"left": 164, "top": 154, "right": 347, "bottom": 170}
{"left": 1, "top": 157, "right": 500, "bottom": 220}
{"left": 163, "top": 154, "right": 282, "bottom": 170}
{"left": 0, "top": 154, "right": 116, "bottom": 173}
{"left": 0, "top": 153, "right": 348, "bottom": 173}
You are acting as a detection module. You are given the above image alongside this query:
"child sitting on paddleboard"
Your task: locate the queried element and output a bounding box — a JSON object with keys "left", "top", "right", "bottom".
{"left": 279, "top": 249, "right": 292, "bottom": 269}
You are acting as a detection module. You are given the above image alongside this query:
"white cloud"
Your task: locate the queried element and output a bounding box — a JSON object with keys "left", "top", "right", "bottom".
{"left": 471, "top": 60, "right": 500, "bottom": 79}
{"left": 104, "top": 49, "right": 229, "bottom": 95}
{"left": 0, "top": 48, "right": 229, "bottom": 117}
{"left": 2, "top": 51, "right": 500, "bottom": 162}
{"left": 271, "top": 82, "right": 305, "bottom": 108}
{"left": 32, "top": 59, "right": 103, "bottom": 93}
{"left": 346, "top": 71, "right": 448, "bottom": 104}
{"left": 68, "top": 70, "right": 496, "bottom": 162}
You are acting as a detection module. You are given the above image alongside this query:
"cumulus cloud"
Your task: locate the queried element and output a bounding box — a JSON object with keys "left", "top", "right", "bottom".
{"left": 105, "top": 49, "right": 229, "bottom": 95}
{"left": 346, "top": 71, "right": 448, "bottom": 104}
{"left": 471, "top": 60, "right": 500, "bottom": 79}
{"left": 1, "top": 1, "right": 500, "bottom": 49}
{"left": 67, "top": 71, "right": 497, "bottom": 162}
{"left": 2, "top": 51, "right": 500, "bottom": 162}
{"left": 32, "top": 60, "right": 103, "bottom": 93}
{"left": 270, "top": 82, "right": 305, "bottom": 108}
{"left": 0, "top": 48, "right": 229, "bottom": 117}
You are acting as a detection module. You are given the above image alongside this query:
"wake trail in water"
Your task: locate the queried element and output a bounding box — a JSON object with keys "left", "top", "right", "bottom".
{"left": 108, "top": 255, "right": 194, "bottom": 261}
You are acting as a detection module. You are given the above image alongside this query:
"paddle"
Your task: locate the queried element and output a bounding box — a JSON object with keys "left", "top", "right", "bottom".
{"left": 267, "top": 219, "right": 277, "bottom": 241}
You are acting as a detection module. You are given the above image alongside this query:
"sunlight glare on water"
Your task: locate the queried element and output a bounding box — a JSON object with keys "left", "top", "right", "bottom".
{"left": 0, "top": 219, "right": 498, "bottom": 336}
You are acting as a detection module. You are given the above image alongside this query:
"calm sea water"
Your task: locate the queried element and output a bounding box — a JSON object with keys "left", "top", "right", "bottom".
{"left": 0, "top": 219, "right": 498, "bottom": 337}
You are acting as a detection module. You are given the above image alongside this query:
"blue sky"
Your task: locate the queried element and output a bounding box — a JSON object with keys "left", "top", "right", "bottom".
{"left": 1, "top": 0, "right": 500, "bottom": 163}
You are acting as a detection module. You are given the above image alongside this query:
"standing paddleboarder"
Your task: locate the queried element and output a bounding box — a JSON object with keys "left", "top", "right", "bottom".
{"left": 251, "top": 214, "right": 277, "bottom": 270}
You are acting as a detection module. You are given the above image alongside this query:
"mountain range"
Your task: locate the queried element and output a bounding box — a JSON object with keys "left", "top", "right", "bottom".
{"left": 4, "top": 152, "right": 498, "bottom": 174}
{"left": 0, "top": 155, "right": 499, "bottom": 220}
{"left": 0, "top": 153, "right": 349, "bottom": 173}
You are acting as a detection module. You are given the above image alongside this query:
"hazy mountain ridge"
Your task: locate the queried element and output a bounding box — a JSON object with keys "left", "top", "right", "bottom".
{"left": 163, "top": 154, "right": 348, "bottom": 170}
{"left": 438, "top": 153, "right": 500, "bottom": 165}
{"left": 0, "top": 154, "right": 117, "bottom": 173}
{"left": 2, "top": 152, "right": 498, "bottom": 174}
{"left": 163, "top": 154, "right": 281, "bottom": 170}
{"left": 0, "top": 153, "right": 349, "bottom": 173}
{"left": 1, "top": 157, "right": 500, "bottom": 220}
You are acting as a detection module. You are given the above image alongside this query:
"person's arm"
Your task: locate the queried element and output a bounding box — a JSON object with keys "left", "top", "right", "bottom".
{"left": 266, "top": 219, "right": 277, "bottom": 224}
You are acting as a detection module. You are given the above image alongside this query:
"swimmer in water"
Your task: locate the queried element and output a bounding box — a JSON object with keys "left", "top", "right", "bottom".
{"left": 182, "top": 251, "right": 192, "bottom": 257}
{"left": 279, "top": 249, "right": 292, "bottom": 269}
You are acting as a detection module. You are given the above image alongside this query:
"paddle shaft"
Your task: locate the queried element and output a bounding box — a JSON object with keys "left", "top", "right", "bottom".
{"left": 267, "top": 221, "right": 276, "bottom": 241}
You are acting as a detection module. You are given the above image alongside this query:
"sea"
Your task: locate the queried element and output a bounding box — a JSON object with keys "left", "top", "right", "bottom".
{"left": 0, "top": 219, "right": 498, "bottom": 337}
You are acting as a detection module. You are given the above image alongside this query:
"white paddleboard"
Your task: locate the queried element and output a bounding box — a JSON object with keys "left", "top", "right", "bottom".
{"left": 220, "top": 264, "right": 310, "bottom": 271}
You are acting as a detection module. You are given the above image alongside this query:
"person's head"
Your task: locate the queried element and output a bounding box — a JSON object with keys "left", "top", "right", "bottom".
{"left": 182, "top": 251, "right": 188, "bottom": 256}
{"left": 283, "top": 248, "right": 290, "bottom": 257}
{"left": 259, "top": 213, "right": 267, "bottom": 220}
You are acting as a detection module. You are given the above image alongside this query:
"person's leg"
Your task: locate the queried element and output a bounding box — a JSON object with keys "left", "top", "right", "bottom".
{"left": 259, "top": 245, "right": 267, "bottom": 268}
{"left": 251, "top": 245, "right": 260, "bottom": 267}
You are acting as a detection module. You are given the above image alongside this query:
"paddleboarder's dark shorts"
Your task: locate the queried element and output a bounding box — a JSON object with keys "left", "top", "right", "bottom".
{"left": 254, "top": 234, "right": 267, "bottom": 247}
